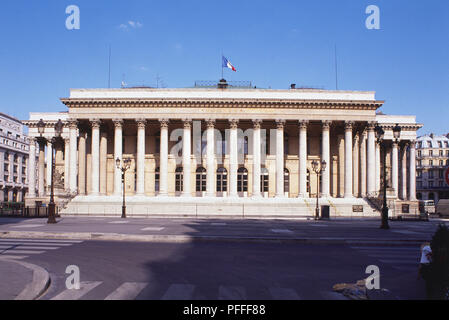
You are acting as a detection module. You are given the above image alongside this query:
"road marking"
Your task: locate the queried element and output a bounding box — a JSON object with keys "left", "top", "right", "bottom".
{"left": 161, "top": 284, "right": 195, "bottom": 300}
{"left": 51, "top": 281, "right": 102, "bottom": 300}
{"left": 309, "top": 224, "right": 329, "bottom": 227}
{"left": 320, "top": 291, "right": 350, "bottom": 300}
{"left": 218, "top": 286, "right": 247, "bottom": 300}
{"left": 270, "top": 229, "right": 293, "bottom": 234}
{"left": 0, "top": 245, "right": 60, "bottom": 250}
{"left": 379, "top": 259, "right": 417, "bottom": 264}
{"left": 108, "top": 221, "right": 129, "bottom": 224}
{"left": 0, "top": 250, "right": 45, "bottom": 255}
{"left": 0, "top": 239, "right": 83, "bottom": 243}
{"left": 141, "top": 227, "right": 165, "bottom": 231}
{"left": 351, "top": 246, "right": 419, "bottom": 251}
{"left": 269, "top": 287, "right": 300, "bottom": 300}
{"left": 104, "top": 282, "right": 148, "bottom": 300}
{"left": 0, "top": 242, "right": 74, "bottom": 247}
{"left": 211, "top": 223, "right": 227, "bottom": 226}
{"left": 10, "top": 225, "right": 43, "bottom": 228}
{"left": 391, "top": 230, "right": 421, "bottom": 235}
{"left": 0, "top": 255, "right": 28, "bottom": 260}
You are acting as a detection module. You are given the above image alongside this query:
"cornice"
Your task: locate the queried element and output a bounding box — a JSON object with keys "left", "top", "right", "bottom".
{"left": 60, "top": 98, "right": 384, "bottom": 110}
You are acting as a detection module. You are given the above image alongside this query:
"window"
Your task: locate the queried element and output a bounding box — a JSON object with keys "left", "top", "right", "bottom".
{"left": 439, "top": 170, "right": 444, "bottom": 178}
{"left": 216, "top": 168, "right": 228, "bottom": 192}
{"left": 429, "top": 160, "right": 433, "bottom": 166}
{"left": 195, "top": 167, "right": 206, "bottom": 192}
{"left": 429, "top": 150, "right": 433, "bottom": 157}
{"left": 243, "top": 136, "right": 249, "bottom": 155}
{"left": 284, "top": 168, "right": 290, "bottom": 194}
{"left": 237, "top": 167, "right": 248, "bottom": 192}
{"left": 175, "top": 167, "right": 183, "bottom": 192}
{"left": 439, "top": 141, "right": 443, "bottom": 148}
{"left": 417, "top": 170, "right": 422, "bottom": 177}
{"left": 446, "top": 150, "right": 449, "bottom": 157}
{"left": 155, "top": 137, "right": 160, "bottom": 154}
{"left": 429, "top": 171, "right": 434, "bottom": 178}
{"left": 429, "top": 181, "right": 434, "bottom": 188}
{"left": 260, "top": 168, "right": 269, "bottom": 193}
{"left": 155, "top": 167, "right": 160, "bottom": 192}
{"left": 440, "top": 160, "right": 444, "bottom": 166}
{"left": 418, "top": 150, "right": 422, "bottom": 157}
{"left": 440, "top": 150, "right": 443, "bottom": 156}
{"left": 284, "top": 134, "right": 289, "bottom": 155}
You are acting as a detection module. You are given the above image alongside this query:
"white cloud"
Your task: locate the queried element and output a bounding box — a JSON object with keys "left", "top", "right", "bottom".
{"left": 118, "top": 21, "right": 143, "bottom": 30}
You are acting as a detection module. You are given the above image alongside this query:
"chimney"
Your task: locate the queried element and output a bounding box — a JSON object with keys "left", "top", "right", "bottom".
{"left": 290, "top": 84, "right": 296, "bottom": 89}
{"left": 218, "top": 78, "right": 228, "bottom": 89}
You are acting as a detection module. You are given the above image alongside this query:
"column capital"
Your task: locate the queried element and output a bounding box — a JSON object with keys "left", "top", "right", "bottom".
{"left": 159, "top": 119, "right": 169, "bottom": 128}
{"left": 90, "top": 119, "right": 101, "bottom": 129}
{"left": 113, "top": 119, "right": 124, "bottom": 128}
{"left": 229, "top": 119, "right": 239, "bottom": 129}
{"left": 136, "top": 118, "right": 147, "bottom": 129}
{"left": 252, "top": 119, "right": 263, "bottom": 129}
{"left": 275, "top": 119, "right": 286, "bottom": 129}
{"left": 367, "top": 121, "right": 377, "bottom": 131}
{"left": 322, "top": 120, "right": 332, "bottom": 130}
{"left": 345, "top": 121, "right": 354, "bottom": 131}
{"left": 206, "top": 119, "right": 216, "bottom": 129}
{"left": 298, "top": 120, "right": 309, "bottom": 130}
{"left": 67, "top": 119, "right": 78, "bottom": 130}
{"left": 392, "top": 141, "right": 399, "bottom": 148}
{"left": 354, "top": 134, "right": 360, "bottom": 143}
{"left": 182, "top": 119, "right": 192, "bottom": 129}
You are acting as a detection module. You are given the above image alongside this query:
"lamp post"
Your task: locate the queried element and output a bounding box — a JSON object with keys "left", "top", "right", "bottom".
{"left": 37, "top": 119, "right": 63, "bottom": 224}
{"left": 312, "top": 160, "right": 327, "bottom": 220}
{"left": 375, "top": 123, "right": 401, "bottom": 230}
{"left": 116, "top": 157, "right": 131, "bottom": 218}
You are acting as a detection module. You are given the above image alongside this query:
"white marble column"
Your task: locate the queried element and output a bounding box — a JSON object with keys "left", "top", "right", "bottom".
{"left": 298, "top": 120, "right": 308, "bottom": 198}
{"left": 375, "top": 142, "right": 381, "bottom": 193}
{"left": 344, "top": 121, "right": 354, "bottom": 198}
{"left": 353, "top": 133, "right": 360, "bottom": 197}
{"left": 252, "top": 120, "right": 262, "bottom": 198}
{"left": 206, "top": 119, "right": 216, "bottom": 197}
{"left": 159, "top": 119, "right": 169, "bottom": 196}
{"left": 78, "top": 132, "right": 86, "bottom": 195}
{"left": 64, "top": 138, "right": 70, "bottom": 191}
{"left": 401, "top": 143, "right": 408, "bottom": 200}
{"left": 68, "top": 120, "right": 78, "bottom": 194}
{"left": 100, "top": 132, "right": 107, "bottom": 195}
{"left": 409, "top": 141, "right": 417, "bottom": 201}
{"left": 38, "top": 141, "right": 45, "bottom": 197}
{"left": 28, "top": 138, "right": 37, "bottom": 198}
{"left": 321, "top": 121, "right": 331, "bottom": 197}
{"left": 182, "top": 119, "right": 192, "bottom": 197}
{"left": 366, "top": 122, "right": 376, "bottom": 196}
{"left": 275, "top": 120, "right": 286, "bottom": 198}
{"left": 113, "top": 119, "right": 123, "bottom": 196}
{"left": 46, "top": 140, "right": 52, "bottom": 193}
{"left": 392, "top": 141, "right": 399, "bottom": 199}
{"left": 360, "top": 131, "right": 367, "bottom": 197}
{"left": 136, "top": 119, "right": 146, "bottom": 196}
{"left": 229, "top": 119, "right": 239, "bottom": 197}
{"left": 90, "top": 119, "right": 101, "bottom": 196}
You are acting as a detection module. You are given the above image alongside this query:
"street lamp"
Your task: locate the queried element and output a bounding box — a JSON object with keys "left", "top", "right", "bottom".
{"left": 116, "top": 157, "right": 131, "bottom": 218}
{"left": 312, "top": 160, "right": 326, "bottom": 220}
{"left": 375, "top": 123, "right": 401, "bottom": 230}
{"left": 47, "top": 119, "right": 64, "bottom": 224}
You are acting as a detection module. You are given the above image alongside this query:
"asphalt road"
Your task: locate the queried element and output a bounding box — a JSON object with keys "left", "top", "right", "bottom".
{"left": 0, "top": 238, "right": 426, "bottom": 300}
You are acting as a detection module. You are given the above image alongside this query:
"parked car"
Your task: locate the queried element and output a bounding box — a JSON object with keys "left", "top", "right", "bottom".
{"left": 436, "top": 199, "right": 449, "bottom": 217}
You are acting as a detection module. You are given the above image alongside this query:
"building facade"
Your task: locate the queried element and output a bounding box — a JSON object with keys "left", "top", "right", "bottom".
{"left": 23, "top": 84, "right": 422, "bottom": 217}
{"left": 0, "top": 112, "right": 35, "bottom": 203}
{"left": 416, "top": 133, "right": 449, "bottom": 203}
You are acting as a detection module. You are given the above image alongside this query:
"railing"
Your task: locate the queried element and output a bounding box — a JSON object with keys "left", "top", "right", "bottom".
{"left": 0, "top": 204, "right": 59, "bottom": 218}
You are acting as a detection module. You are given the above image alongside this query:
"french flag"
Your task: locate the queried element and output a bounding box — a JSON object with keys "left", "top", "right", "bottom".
{"left": 222, "top": 56, "right": 237, "bottom": 72}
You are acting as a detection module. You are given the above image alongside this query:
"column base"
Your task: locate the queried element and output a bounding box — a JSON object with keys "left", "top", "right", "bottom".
{"left": 297, "top": 193, "right": 308, "bottom": 198}
{"left": 181, "top": 193, "right": 192, "bottom": 197}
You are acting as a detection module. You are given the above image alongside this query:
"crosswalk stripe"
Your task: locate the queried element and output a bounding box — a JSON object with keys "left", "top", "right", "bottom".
{"left": 0, "top": 239, "right": 82, "bottom": 243}
{"left": 0, "top": 250, "right": 46, "bottom": 255}
{"left": 51, "top": 281, "right": 102, "bottom": 300}
{"left": 0, "top": 242, "right": 74, "bottom": 246}
{"left": 351, "top": 246, "right": 419, "bottom": 251}
{"left": 104, "top": 282, "right": 148, "bottom": 300}
{"left": 269, "top": 288, "right": 300, "bottom": 300}
{"left": 0, "top": 246, "right": 59, "bottom": 250}
{"left": 0, "top": 255, "right": 28, "bottom": 260}
{"left": 161, "top": 284, "right": 195, "bottom": 300}
{"left": 379, "top": 259, "right": 417, "bottom": 264}
{"left": 218, "top": 286, "right": 247, "bottom": 300}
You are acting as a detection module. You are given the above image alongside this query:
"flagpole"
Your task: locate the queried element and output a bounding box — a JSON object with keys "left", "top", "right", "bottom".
{"left": 221, "top": 51, "right": 224, "bottom": 79}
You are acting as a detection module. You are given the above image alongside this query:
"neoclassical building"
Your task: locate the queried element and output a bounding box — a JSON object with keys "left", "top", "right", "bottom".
{"left": 24, "top": 82, "right": 422, "bottom": 217}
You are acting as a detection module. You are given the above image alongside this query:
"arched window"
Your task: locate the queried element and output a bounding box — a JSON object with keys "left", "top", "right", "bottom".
{"left": 237, "top": 167, "right": 248, "bottom": 192}
{"left": 175, "top": 167, "right": 183, "bottom": 192}
{"left": 217, "top": 167, "right": 228, "bottom": 192}
{"left": 155, "top": 167, "right": 160, "bottom": 193}
{"left": 196, "top": 167, "right": 206, "bottom": 192}
{"left": 284, "top": 134, "right": 289, "bottom": 155}
{"left": 284, "top": 168, "right": 290, "bottom": 196}
{"left": 260, "top": 167, "right": 269, "bottom": 193}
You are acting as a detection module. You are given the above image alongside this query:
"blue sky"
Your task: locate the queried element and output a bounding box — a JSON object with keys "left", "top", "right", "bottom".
{"left": 0, "top": 0, "right": 448, "bottom": 135}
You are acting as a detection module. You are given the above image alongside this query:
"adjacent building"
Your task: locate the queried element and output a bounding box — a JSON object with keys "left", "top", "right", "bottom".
{"left": 416, "top": 133, "right": 449, "bottom": 203}
{"left": 23, "top": 81, "right": 422, "bottom": 217}
{"left": 0, "top": 112, "right": 36, "bottom": 203}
